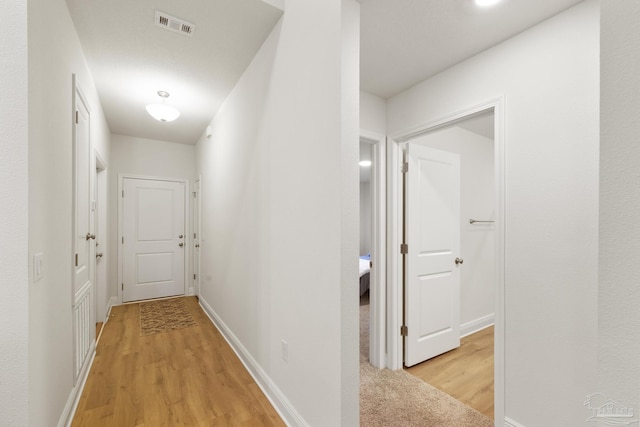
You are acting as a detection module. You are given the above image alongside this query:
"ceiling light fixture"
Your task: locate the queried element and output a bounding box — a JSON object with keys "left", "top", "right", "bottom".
{"left": 359, "top": 160, "right": 372, "bottom": 167}
{"left": 146, "top": 90, "right": 180, "bottom": 122}
{"left": 475, "top": 0, "right": 501, "bottom": 7}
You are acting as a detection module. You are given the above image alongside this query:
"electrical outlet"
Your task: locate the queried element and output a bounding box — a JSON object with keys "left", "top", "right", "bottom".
{"left": 281, "top": 340, "right": 288, "bottom": 363}
{"left": 34, "top": 252, "right": 44, "bottom": 282}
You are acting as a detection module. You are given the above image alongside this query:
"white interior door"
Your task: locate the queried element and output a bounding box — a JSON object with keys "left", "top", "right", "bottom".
{"left": 73, "top": 82, "right": 96, "bottom": 383}
{"left": 193, "top": 179, "right": 201, "bottom": 296}
{"left": 74, "top": 93, "right": 93, "bottom": 296}
{"left": 404, "top": 143, "right": 461, "bottom": 367}
{"left": 122, "top": 178, "right": 186, "bottom": 302}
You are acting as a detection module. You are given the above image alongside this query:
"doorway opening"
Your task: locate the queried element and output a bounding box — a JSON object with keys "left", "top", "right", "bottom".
{"left": 402, "top": 109, "right": 496, "bottom": 419}
{"left": 358, "top": 132, "right": 386, "bottom": 369}
{"left": 388, "top": 99, "right": 505, "bottom": 422}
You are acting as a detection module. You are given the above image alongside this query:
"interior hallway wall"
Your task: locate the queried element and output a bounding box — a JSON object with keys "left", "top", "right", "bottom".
{"left": 360, "top": 90, "right": 387, "bottom": 135}
{"left": 599, "top": 0, "right": 640, "bottom": 412}
{"left": 414, "top": 126, "right": 495, "bottom": 332}
{"left": 28, "top": 0, "right": 111, "bottom": 424}
{"left": 387, "top": 2, "right": 599, "bottom": 425}
{"left": 195, "top": 0, "right": 360, "bottom": 424}
{"left": 108, "top": 134, "right": 196, "bottom": 300}
{"left": 0, "top": 0, "right": 28, "bottom": 424}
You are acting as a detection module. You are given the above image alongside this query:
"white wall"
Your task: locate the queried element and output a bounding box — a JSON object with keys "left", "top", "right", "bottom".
{"left": 387, "top": 2, "right": 599, "bottom": 425}
{"left": 28, "top": 0, "right": 111, "bottom": 424}
{"left": 599, "top": 0, "right": 640, "bottom": 413}
{"left": 414, "top": 126, "right": 495, "bottom": 330}
{"left": 360, "top": 90, "right": 386, "bottom": 135}
{"left": 108, "top": 134, "right": 196, "bottom": 299}
{"left": 195, "top": 0, "right": 360, "bottom": 425}
{"left": 0, "top": 0, "right": 28, "bottom": 424}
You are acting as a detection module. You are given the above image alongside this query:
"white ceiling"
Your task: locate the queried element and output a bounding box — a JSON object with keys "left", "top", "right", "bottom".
{"left": 66, "top": 0, "right": 283, "bottom": 145}
{"left": 360, "top": 0, "right": 585, "bottom": 98}
{"left": 66, "top": 0, "right": 585, "bottom": 146}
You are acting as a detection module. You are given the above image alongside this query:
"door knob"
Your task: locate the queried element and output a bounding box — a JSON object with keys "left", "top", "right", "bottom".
{"left": 179, "top": 242, "right": 184, "bottom": 247}
{"left": 96, "top": 252, "right": 103, "bottom": 258}
{"left": 455, "top": 257, "right": 464, "bottom": 265}
{"left": 179, "top": 234, "right": 184, "bottom": 239}
{"left": 86, "top": 233, "right": 95, "bottom": 240}
{"left": 195, "top": 244, "right": 200, "bottom": 248}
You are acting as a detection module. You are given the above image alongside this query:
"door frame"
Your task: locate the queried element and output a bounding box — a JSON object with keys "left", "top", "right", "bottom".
{"left": 193, "top": 176, "right": 201, "bottom": 297}
{"left": 360, "top": 130, "right": 386, "bottom": 369}
{"left": 387, "top": 97, "right": 505, "bottom": 423}
{"left": 117, "top": 174, "right": 190, "bottom": 304}
{"left": 94, "top": 151, "right": 107, "bottom": 324}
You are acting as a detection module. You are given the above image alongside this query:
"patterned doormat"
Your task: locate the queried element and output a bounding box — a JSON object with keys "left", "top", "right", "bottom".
{"left": 139, "top": 298, "right": 197, "bottom": 336}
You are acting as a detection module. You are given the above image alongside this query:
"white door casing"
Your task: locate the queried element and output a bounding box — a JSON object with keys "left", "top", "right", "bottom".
{"left": 404, "top": 144, "right": 461, "bottom": 367}
{"left": 122, "top": 178, "right": 186, "bottom": 302}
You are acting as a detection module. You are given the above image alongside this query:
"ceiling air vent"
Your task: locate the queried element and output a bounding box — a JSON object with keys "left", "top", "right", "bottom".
{"left": 154, "top": 11, "right": 195, "bottom": 37}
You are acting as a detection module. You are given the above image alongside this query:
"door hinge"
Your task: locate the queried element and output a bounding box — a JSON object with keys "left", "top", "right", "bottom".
{"left": 121, "top": 283, "right": 124, "bottom": 291}
{"left": 75, "top": 253, "right": 78, "bottom": 267}
{"left": 401, "top": 325, "right": 408, "bottom": 336}
{"left": 122, "top": 190, "right": 124, "bottom": 198}
{"left": 193, "top": 233, "right": 196, "bottom": 238}
{"left": 193, "top": 191, "right": 197, "bottom": 198}
{"left": 400, "top": 243, "right": 408, "bottom": 254}
{"left": 369, "top": 260, "right": 373, "bottom": 269}
{"left": 193, "top": 274, "right": 196, "bottom": 280}
{"left": 402, "top": 162, "right": 408, "bottom": 173}
{"left": 121, "top": 236, "right": 124, "bottom": 244}
{"left": 75, "top": 111, "right": 79, "bottom": 124}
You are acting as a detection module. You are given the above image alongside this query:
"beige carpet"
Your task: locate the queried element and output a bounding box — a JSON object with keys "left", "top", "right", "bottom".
{"left": 359, "top": 295, "right": 493, "bottom": 427}
{"left": 139, "top": 297, "right": 197, "bottom": 336}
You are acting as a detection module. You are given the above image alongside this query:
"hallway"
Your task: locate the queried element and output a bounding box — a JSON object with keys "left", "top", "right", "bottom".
{"left": 72, "top": 297, "right": 283, "bottom": 426}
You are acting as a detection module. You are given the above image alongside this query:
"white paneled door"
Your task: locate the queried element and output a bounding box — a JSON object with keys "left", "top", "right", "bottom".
{"left": 122, "top": 178, "right": 186, "bottom": 302}
{"left": 73, "top": 89, "right": 93, "bottom": 297}
{"left": 404, "top": 144, "right": 461, "bottom": 367}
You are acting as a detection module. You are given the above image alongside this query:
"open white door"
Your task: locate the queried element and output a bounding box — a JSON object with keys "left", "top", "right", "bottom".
{"left": 404, "top": 143, "right": 461, "bottom": 367}
{"left": 122, "top": 178, "right": 186, "bottom": 302}
{"left": 72, "top": 81, "right": 96, "bottom": 383}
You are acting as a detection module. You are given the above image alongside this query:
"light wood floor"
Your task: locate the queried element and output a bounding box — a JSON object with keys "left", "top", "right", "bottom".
{"left": 405, "top": 326, "right": 494, "bottom": 419}
{"left": 72, "top": 297, "right": 284, "bottom": 427}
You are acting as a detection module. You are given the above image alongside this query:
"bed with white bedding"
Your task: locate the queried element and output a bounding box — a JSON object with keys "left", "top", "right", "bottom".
{"left": 359, "top": 257, "right": 371, "bottom": 296}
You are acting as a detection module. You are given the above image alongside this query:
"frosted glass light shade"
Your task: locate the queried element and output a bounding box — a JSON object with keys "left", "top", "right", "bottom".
{"left": 146, "top": 103, "right": 180, "bottom": 122}
{"left": 475, "top": 0, "right": 501, "bottom": 7}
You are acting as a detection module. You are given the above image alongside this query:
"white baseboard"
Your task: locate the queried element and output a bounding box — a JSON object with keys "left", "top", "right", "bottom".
{"left": 105, "top": 297, "right": 116, "bottom": 322}
{"left": 57, "top": 343, "right": 96, "bottom": 427}
{"left": 504, "top": 417, "right": 526, "bottom": 427}
{"left": 460, "top": 313, "right": 495, "bottom": 338}
{"left": 198, "top": 297, "right": 307, "bottom": 427}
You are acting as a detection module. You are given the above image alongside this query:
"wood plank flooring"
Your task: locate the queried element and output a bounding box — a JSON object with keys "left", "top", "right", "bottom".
{"left": 72, "top": 297, "right": 284, "bottom": 427}
{"left": 405, "top": 326, "right": 494, "bottom": 419}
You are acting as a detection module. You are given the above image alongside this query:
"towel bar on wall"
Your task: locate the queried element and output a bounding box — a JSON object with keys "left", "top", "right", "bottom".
{"left": 469, "top": 219, "right": 495, "bottom": 224}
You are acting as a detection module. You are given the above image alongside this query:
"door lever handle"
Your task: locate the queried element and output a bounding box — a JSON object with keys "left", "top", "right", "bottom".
{"left": 455, "top": 257, "right": 464, "bottom": 265}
